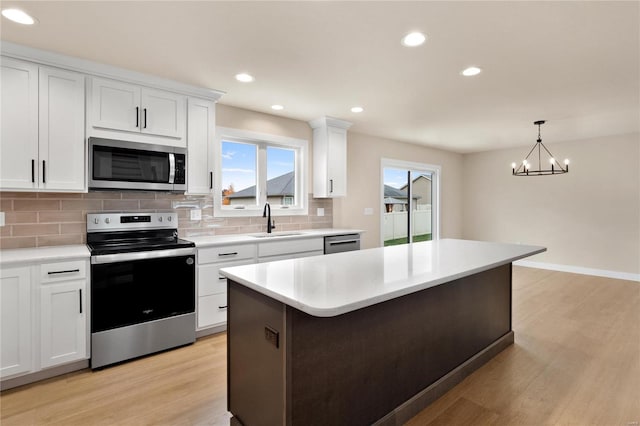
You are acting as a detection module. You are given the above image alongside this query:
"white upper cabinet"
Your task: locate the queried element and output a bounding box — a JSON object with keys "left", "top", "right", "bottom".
{"left": 0, "top": 58, "right": 85, "bottom": 192}
{"left": 141, "top": 88, "right": 185, "bottom": 139}
{"left": 1, "top": 58, "right": 39, "bottom": 190}
{"left": 90, "top": 78, "right": 140, "bottom": 133}
{"left": 39, "top": 67, "right": 86, "bottom": 191}
{"left": 186, "top": 97, "right": 216, "bottom": 194}
{"left": 88, "top": 77, "right": 186, "bottom": 146}
{"left": 309, "top": 116, "right": 352, "bottom": 198}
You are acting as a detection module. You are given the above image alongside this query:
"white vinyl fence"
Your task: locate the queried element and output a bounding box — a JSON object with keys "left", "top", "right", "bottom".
{"left": 383, "top": 205, "right": 432, "bottom": 241}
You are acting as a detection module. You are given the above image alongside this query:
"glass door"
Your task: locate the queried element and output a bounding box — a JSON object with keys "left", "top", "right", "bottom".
{"left": 382, "top": 159, "right": 439, "bottom": 246}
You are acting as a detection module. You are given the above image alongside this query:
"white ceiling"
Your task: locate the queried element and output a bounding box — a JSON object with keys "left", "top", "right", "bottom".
{"left": 1, "top": 1, "right": 638, "bottom": 153}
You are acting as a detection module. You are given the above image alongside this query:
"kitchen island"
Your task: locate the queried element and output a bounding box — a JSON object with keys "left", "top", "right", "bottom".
{"left": 220, "top": 239, "right": 545, "bottom": 426}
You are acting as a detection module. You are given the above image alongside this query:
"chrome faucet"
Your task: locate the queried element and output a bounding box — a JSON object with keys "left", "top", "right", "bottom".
{"left": 263, "top": 202, "right": 276, "bottom": 233}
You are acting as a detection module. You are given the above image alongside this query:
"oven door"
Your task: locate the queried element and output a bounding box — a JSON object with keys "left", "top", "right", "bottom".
{"left": 91, "top": 248, "right": 196, "bottom": 333}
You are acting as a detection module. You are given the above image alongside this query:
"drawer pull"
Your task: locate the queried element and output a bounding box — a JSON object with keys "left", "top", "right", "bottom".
{"left": 218, "top": 305, "right": 228, "bottom": 310}
{"left": 218, "top": 252, "right": 238, "bottom": 257}
{"left": 48, "top": 269, "right": 80, "bottom": 275}
{"left": 329, "top": 240, "right": 359, "bottom": 245}
{"left": 218, "top": 275, "right": 226, "bottom": 280}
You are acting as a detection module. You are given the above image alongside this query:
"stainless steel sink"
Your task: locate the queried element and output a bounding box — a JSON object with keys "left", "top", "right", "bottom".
{"left": 249, "top": 232, "right": 304, "bottom": 238}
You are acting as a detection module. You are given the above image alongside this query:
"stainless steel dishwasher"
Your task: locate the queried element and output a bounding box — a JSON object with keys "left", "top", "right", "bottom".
{"left": 324, "top": 234, "right": 361, "bottom": 254}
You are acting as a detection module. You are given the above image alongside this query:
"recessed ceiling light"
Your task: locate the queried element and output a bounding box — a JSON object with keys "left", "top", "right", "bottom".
{"left": 1, "top": 8, "right": 36, "bottom": 25}
{"left": 271, "top": 104, "right": 284, "bottom": 111}
{"left": 401, "top": 32, "right": 426, "bottom": 47}
{"left": 461, "top": 66, "right": 482, "bottom": 77}
{"left": 235, "top": 73, "right": 254, "bottom": 83}
{"left": 350, "top": 106, "right": 364, "bottom": 113}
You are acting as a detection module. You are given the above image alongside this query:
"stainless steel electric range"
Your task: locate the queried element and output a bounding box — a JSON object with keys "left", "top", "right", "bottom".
{"left": 87, "top": 212, "right": 195, "bottom": 369}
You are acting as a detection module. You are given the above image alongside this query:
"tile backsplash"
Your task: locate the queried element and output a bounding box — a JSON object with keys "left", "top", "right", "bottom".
{"left": 0, "top": 192, "right": 333, "bottom": 250}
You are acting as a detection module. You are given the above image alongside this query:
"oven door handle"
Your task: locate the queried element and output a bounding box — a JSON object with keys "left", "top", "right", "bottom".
{"left": 91, "top": 247, "right": 196, "bottom": 264}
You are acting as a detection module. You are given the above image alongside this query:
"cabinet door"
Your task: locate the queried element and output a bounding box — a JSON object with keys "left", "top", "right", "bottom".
{"left": 141, "top": 88, "right": 186, "bottom": 139}
{"left": 326, "top": 126, "right": 347, "bottom": 197}
{"left": 39, "top": 67, "right": 85, "bottom": 191}
{"left": 0, "top": 266, "right": 32, "bottom": 378}
{"left": 90, "top": 77, "right": 141, "bottom": 133}
{"left": 40, "top": 280, "right": 87, "bottom": 369}
{"left": 0, "top": 58, "right": 39, "bottom": 190}
{"left": 187, "top": 97, "right": 215, "bottom": 194}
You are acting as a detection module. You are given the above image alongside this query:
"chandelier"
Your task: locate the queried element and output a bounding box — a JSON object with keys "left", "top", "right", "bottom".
{"left": 512, "top": 120, "right": 569, "bottom": 176}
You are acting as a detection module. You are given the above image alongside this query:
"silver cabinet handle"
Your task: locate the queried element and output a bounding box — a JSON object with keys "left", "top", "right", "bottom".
{"left": 218, "top": 252, "right": 238, "bottom": 257}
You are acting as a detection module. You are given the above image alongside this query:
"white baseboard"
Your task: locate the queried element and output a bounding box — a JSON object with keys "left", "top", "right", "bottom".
{"left": 514, "top": 260, "right": 640, "bottom": 282}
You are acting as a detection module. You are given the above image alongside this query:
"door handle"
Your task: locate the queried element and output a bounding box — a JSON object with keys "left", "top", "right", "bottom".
{"left": 42, "top": 160, "right": 46, "bottom": 183}
{"left": 209, "top": 171, "right": 213, "bottom": 190}
{"left": 143, "top": 108, "right": 147, "bottom": 129}
{"left": 136, "top": 106, "right": 139, "bottom": 128}
{"left": 330, "top": 179, "right": 334, "bottom": 193}
{"left": 79, "top": 289, "right": 83, "bottom": 314}
{"left": 31, "top": 159, "right": 35, "bottom": 183}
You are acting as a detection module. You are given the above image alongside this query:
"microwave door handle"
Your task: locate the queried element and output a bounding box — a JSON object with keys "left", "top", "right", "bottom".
{"left": 168, "top": 153, "right": 176, "bottom": 184}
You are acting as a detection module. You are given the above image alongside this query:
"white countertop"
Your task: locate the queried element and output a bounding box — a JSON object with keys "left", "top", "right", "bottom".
{"left": 0, "top": 244, "right": 90, "bottom": 266}
{"left": 185, "top": 228, "right": 363, "bottom": 247}
{"left": 220, "top": 239, "right": 546, "bottom": 317}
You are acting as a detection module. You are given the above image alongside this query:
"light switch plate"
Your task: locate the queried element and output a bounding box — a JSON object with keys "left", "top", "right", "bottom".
{"left": 0, "top": 212, "right": 4, "bottom": 227}
{"left": 317, "top": 208, "right": 325, "bottom": 217}
{"left": 190, "top": 209, "right": 202, "bottom": 221}
{"left": 364, "top": 207, "right": 374, "bottom": 216}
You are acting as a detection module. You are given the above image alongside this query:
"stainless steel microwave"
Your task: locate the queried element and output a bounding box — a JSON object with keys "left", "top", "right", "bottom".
{"left": 88, "top": 137, "right": 186, "bottom": 193}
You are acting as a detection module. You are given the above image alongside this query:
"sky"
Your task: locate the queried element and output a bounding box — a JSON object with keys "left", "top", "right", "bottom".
{"left": 221, "top": 141, "right": 294, "bottom": 193}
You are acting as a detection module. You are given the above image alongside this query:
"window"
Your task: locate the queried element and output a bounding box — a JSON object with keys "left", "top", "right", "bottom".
{"left": 214, "top": 127, "right": 308, "bottom": 217}
{"left": 381, "top": 158, "right": 440, "bottom": 246}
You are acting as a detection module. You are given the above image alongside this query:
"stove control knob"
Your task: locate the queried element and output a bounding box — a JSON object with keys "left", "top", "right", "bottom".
{"left": 167, "top": 216, "right": 172, "bottom": 222}
{"left": 105, "top": 218, "right": 111, "bottom": 224}
{"left": 94, "top": 218, "right": 99, "bottom": 224}
{"left": 158, "top": 216, "right": 163, "bottom": 222}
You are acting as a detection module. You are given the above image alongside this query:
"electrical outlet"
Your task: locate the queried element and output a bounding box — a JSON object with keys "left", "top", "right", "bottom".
{"left": 364, "top": 207, "right": 374, "bottom": 216}
{"left": 317, "top": 207, "right": 325, "bottom": 217}
{"left": 190, "top": 209, "right": 202, "bottom": 221}
{"left": 0, "top": 212, "right": 4, "bottom": 227}
{"left": 264, "top": 326, "right": 279, "bottom": 348}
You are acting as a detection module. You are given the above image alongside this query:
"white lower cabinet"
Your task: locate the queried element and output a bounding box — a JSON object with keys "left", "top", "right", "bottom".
{"left": 40, "top": 280, "right": 87, "bottom": 369}
{"left": 0, "top": 266, "right": 32, "bottom": 378}
{"left": 195, "top": 237, "right": 325, "bottom": 332}
{"left": 258, "top": 238, "right": 324, "bottom": 262}
{"left": 196, "top": 244, "right": 257, "bottom": 331}
{"left": 0, "top": 259, "right": 89, "bottom": 381}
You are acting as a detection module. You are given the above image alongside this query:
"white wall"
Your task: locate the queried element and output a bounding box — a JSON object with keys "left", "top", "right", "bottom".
{"left": 333, "top": 132, "right": 463, "bottom": 249}
{"left": 462, "top": 133, "right": 640, "bottom": 275}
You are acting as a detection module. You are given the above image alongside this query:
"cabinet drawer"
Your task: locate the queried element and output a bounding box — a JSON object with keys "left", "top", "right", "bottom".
{"left": 259, "top": 250, "right": 324, "bottom": 263}
{"left": 197, "top": 293, "right": 227, "bottom": 329}
{"left": 198, "top": 244, "right": 257, "bottom": 264}
{"left": 198, "top": 258, "right": 255, "bottom": 297}
{"left": 258, "top": 238, "right": 323, "bottom": 258}
{"left": 40, "top": 260, "right": 87, "bottom": 283}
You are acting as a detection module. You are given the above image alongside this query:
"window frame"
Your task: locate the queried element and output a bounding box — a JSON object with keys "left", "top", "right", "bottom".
{"left": 380, "top": 158, "right": 441, "bottom": 245}
{"left": 213, "top": 126, "right": 308, "bottom": 217}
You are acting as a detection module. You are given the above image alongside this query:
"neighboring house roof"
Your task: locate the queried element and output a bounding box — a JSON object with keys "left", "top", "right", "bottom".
{"left": 400, "top": 174, "right": 431, "bottom": 191}
{"left": 227, "top": 171, "right": 294, "bottom": 199}
{"left": 383, "top": 185, "right": 421, "bottom": 200}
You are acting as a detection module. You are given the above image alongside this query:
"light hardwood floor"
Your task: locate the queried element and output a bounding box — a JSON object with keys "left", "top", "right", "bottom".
{"left": 1, "top": 267, "right": 639, "bottom": 425}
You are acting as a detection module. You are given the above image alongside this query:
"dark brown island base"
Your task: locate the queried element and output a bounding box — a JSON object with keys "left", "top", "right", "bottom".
{"left": 221, "top": 239, "right": 545, "bottom": 426}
